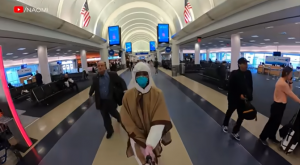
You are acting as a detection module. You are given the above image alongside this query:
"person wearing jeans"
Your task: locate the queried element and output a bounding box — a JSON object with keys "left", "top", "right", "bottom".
{"left": 259, "top": 67, "right": 300, "bottom": 145}
{"left": 222, "top": 57, "right": 253, "bottom": 141}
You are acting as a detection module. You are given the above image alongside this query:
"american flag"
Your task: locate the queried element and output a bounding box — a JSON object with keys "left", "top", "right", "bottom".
{"left": 81, "top": 1, "right": 91, "bottom": 27}
{"left": 184, "top": 2, "right": 192, "bottom": 24}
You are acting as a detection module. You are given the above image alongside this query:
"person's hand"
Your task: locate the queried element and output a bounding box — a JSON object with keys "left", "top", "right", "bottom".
{"left": 144, "top": 145, "right": 155, "bottom": 160}
{"left": 240, "top": 94, "right": 246, "bottom": 100}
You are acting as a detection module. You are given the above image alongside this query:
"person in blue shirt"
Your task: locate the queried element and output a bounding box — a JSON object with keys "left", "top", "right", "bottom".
{"left": 89, "top": 61, "right": 127, "bottom": 139}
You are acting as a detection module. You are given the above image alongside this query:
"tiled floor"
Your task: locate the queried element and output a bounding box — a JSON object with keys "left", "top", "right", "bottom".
{"left": 16, "top": 68, "right": 299, "bottom": 165}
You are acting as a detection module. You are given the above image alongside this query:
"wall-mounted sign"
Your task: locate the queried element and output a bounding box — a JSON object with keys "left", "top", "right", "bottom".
{"left": 17, "top": 68, "right": 32, "bottom": 78}
{"left": 108, "top": 26, "right": 121, "bottom": 46}
{"left": 135, "top": 52, "right": 149, "bottom": 55}
{"left": 62, "top": 60, "right": 73, "bottom": 65}
{"left": 265, "top": 56, "right": 290, "bottom": 65}
{"left": 150, "top": 41, "right": 156, "bottom": 52}
{"left": 125, "top": 42, "right": 132, "bottom": 53}
{"left": 157, "top": 24, "right": 169, "bottom": 44}
{"left": 109, "top": 50, "right": 115, "bottom": 56}
{"left": 165, "top": 47, "right": 171, "bottom": 53}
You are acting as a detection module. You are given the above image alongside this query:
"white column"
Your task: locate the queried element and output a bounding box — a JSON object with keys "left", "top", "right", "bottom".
{"left": 179, "top": 49, "right": 184, "bottom": 62}
{"left": 80, "top": 50, "right": 88, "bottom": 72}
{"left": 171, "top": 42, "right": 180, "bottom": 76}
{"left": 37, "top": 46, "right": 51, "bottom": 84}
{"left": 206, "top": 49, "right": 210, "bottom": 61}
{"left": 195, "top": 43, "right": 200, "bottom": 64}
{"left": 157, "top": 51, "right": 162, "bottom": 63}
{"left": 121, "top": 51, "right": 126, "bottom": 68}
{"left": 231, "top": 33, "right": 241, "bottom": 71}
{"left": 100, "top": 47, "right": 110, "bottom": 69}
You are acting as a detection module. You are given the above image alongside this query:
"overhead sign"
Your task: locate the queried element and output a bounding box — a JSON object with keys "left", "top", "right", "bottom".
{"left": 157, "top": 24, "right": 169, "bottom": 44}
{"left": 109, "top": 50, "right": 115, "bottom": 56}
{"left": 150, "top": 41, "right": 156, "bottom": 52}
{"left": 108, "top": 26, "right": 121, "bottom": 46}
{"left": 265, "top": 56, "right": 290, "bottom": 65}
{"left": 165, "top": 47, "right": 171, "bottom": 53}
{"left": 125, "top": 42, "right": 132, "bottom": 53}
{"left": 135, "top": 52, "right": 149, "bottom": 55}
{"left": 17, "top": 68, "right": 32, "bottom": 78}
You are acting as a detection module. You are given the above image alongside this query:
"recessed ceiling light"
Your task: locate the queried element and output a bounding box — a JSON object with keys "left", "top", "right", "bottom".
{"left": 208, "top": 43, "right": 212, "bottom": 44}
{"left": 239, "top": 32, "right": 243, "bottom": 33}
{"left": 274, "top": 42, "right": 279, "bottom": 44}
{"left": 296, "top": 41, "right": 300, "bottom": 44}
{"left": 260, "top": 43, "right": 265, "bottom": 44}
{"left": 219, "top": 41, "right": 223, "bottom": 42}
{"left": 264, "top": 39, "right": 270, "bottom": 41}
{"left": 6, "top": 53, "right": 13, "bottom": 55}
{"left": 33, "top": 55, "right": 37, "bottom": 57}
{"left": 265, "top": 26, "right": 274, "bottom": 29}
{"left": 56, "top": 53, "right": 60, "bottom": 54}
{"left": 280, "top": 32, "right": 287, "bottom": 35}
{"left": 18, "top": 48, "right": 26, "bottom": 50}
{"left": 68, "top": 50, "right": 72, "bottom": 52}
{"left": 13, "top": 56, "right": 18, "bottom": 58}
{"left": 250, "top": 40, "right": 255, "bottom": 42}
{"left": 288, "top": 37, "right": 296, "bottom": 40}
{"left": 56, "top": 49, "right": 61, "bottom": 51}
{"left": 35, "top": 49, "right": 37, "bottom": 50}
{"left": 251, "top": 35, "right": 259, "bottom": 37}
{"left": 23, "top": 53, "right": 28, "bottom": 54}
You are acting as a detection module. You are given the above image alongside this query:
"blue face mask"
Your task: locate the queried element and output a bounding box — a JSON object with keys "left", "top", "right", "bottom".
{"left": 136, "top": 76, "right": 148, "bottom": 88}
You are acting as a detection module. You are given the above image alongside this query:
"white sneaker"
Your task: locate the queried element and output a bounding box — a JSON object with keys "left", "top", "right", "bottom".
{"left": 222, "top": 126, "right": 228, "bottom": 133}
{"left": 231, "top": 133, "right": 241, "bottom": 141}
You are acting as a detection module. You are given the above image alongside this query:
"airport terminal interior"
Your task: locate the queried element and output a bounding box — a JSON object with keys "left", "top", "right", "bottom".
{"left": 0, "top": 0, "right": 300, "bottom": 165}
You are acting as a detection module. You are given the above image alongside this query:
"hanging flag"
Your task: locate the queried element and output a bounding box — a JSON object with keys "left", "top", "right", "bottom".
{"left": 81, "top": 1, "right": 91, "bottom": 27}
{"left": 184, "top": 1, "right": 192, "bottom": 24}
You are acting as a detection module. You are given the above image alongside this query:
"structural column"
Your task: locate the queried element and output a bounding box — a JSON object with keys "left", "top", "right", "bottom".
{"left": 171, "top": 42, "right": 180, "bottom": 76}
{"left": 80, "top": 50, "right": 88, "bottom": 72}
{"left": 100, "top": 46, "right": 110, "bottom": 70}
{"left": 231, "top": 33, "right": 241, "bottom": 71}
{"left": 179, "top": 48, "right": 184, "bottom": 62}
{"left": 206, "top": 49, "right": 210, "bottom": 61}
{"left": 121, "top": 51, "right": 126, "bottom": 69}
{"left": 195, "top": 43, "right": 200, "bottom": 64}
{"left": 37, "top": 46, "right": 51, "bottom": 84}
{"left": 157, "top": 51, "right": 162, "bottom": 65}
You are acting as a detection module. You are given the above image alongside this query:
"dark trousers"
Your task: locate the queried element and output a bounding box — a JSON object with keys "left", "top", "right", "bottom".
{"left": 70, "top": 82, "right": 79, "bottom": 91}
{"left": 99, "top": 99, "right": 121, "bottom": 133}
{"left": 260, "top": 102, "right": 286, "bottom": 140}
{"left": 223, "top": 100, "right": 244, "bottom": 133}
{"left": 155, "top": 67, "right": 158, "bottom": 74}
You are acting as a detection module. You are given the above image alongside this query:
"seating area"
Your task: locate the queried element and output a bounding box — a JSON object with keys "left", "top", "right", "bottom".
{"left": 51, "top": 72, "right": 88, "bottom": 82}
{"left": 9, "top": 83, "right": 37, "bottom": 100}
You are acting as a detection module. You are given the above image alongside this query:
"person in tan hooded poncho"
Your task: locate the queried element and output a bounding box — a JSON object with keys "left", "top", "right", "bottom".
{"left": 121, "top": 62, "right": 172, "bottom": 165}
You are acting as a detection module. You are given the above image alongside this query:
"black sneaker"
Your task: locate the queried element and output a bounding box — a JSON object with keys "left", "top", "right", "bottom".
{"left": 231, "top": 133, "right": 240, "bottom": 141}
{"left": 222, "top": 126, "right": 228, "bottom": 133}
{"left": 269, "top": 138, "right": 280, "bottom": 144}
{"left": 106, "top": 131, "right": 114, "bottom": 139}
{"left": 259, "top": 138, "right": 268, "bottom": 146}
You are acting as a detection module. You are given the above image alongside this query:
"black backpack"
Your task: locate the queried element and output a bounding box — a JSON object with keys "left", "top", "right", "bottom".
{"left": 242, "top": 100, "right": 257, "bottom": 120}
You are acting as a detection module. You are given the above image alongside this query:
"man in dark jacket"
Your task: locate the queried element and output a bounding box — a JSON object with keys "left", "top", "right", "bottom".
{"left": 222, "top": 57, "right": 253, "bottom": 141}
{"left": 154, "top": 58, "right": 159, "bottom": 74}
{"left": 35, "top": 71, "right": 43, "bottom": 86}
{"left": 89, "top": 61, "right": 127, "bottom": 139}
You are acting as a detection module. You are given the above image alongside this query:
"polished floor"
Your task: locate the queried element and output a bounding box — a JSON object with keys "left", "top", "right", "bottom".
{"left": 14, "top": 68, "right": 299, "bottom": 165}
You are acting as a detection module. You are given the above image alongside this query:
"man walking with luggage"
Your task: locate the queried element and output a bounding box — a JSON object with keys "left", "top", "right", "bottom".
{"left": 89, "top": 61, "right": 127, "bottom": 139}
{"left": 222, "top": 57, "right": 253, "bottom": 141}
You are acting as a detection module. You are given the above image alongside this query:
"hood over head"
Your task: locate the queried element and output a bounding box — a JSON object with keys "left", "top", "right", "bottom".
{"left": 131, "top": 62, "right": 152, "bottom": 94}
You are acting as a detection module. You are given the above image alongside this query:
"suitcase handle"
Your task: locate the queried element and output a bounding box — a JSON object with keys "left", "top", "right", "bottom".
{"left": 146, "top": 155, "right": 153, "bottom": 165}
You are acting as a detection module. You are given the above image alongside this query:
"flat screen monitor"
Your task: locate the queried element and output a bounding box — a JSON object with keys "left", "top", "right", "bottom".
{"left": 150, "top": 41, "right": 156, "bottom": 52}
{"left": 157, "top": 24, "right": 169, "bottom": 44}
{"left": 108, "top": 26, "right": 121, "bottom": 46}
{"left": 273, "top": 52, "right": 281, "bottom": 56}
{"left": 125, "top": 42, "right": 132, "bottom": 53}
{"left": 21, "top": 64, "right": 27, "bottom": 69}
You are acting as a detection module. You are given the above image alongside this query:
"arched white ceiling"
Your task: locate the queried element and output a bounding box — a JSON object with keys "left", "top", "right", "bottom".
{"left": 122, "top": 27, "right": 156, "bottom": 42}
{"left": 123, "top": 30, "right": 156, "bottom": 46}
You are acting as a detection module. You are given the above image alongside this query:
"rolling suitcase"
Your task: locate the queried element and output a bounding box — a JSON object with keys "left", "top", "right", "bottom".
{"left": 280, "top": 110, "right": 299, "bottom": 154}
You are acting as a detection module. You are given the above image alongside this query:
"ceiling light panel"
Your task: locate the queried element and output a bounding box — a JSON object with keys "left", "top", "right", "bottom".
{"left": 18, "top": 48, "right": 26, "bottom": 50}
{"left": 250, "top": 40, "right": 255, "bottom": 42}
{"left": 251, "top": 35, "right": 259, "bottom": 37}
{"left": 288, "top": 37, "right": 296, "bottom": 40}
{"left": 265, "top": 26, "right": 273, "bottom": 29}
{"left": 264, "top": 39, "right": 270, "bottom": 41}
{"left": 6, "top": 53, "right": 13, "bottom": 55}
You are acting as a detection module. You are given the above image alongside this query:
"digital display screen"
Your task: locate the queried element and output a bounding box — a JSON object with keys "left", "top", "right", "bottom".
{"left": 139, "top": 56, "right": 145, "bottom": 60}
{"left": 150, "top": 41, "right": 156, "bottom": 52}
{"left": 125, "top": 42, "right": 132, "bottom": 53}
{"left": 157, "top": 24, "right": 169, "bottom": 43}
{"left": 21, "top": 64, "right": 27, "bottom": 69}
{"left": 57, "top": 61, "right": 62, "bottom": 65}
{"left": 108, "top": 26, "right": 120, "bottom": 46}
